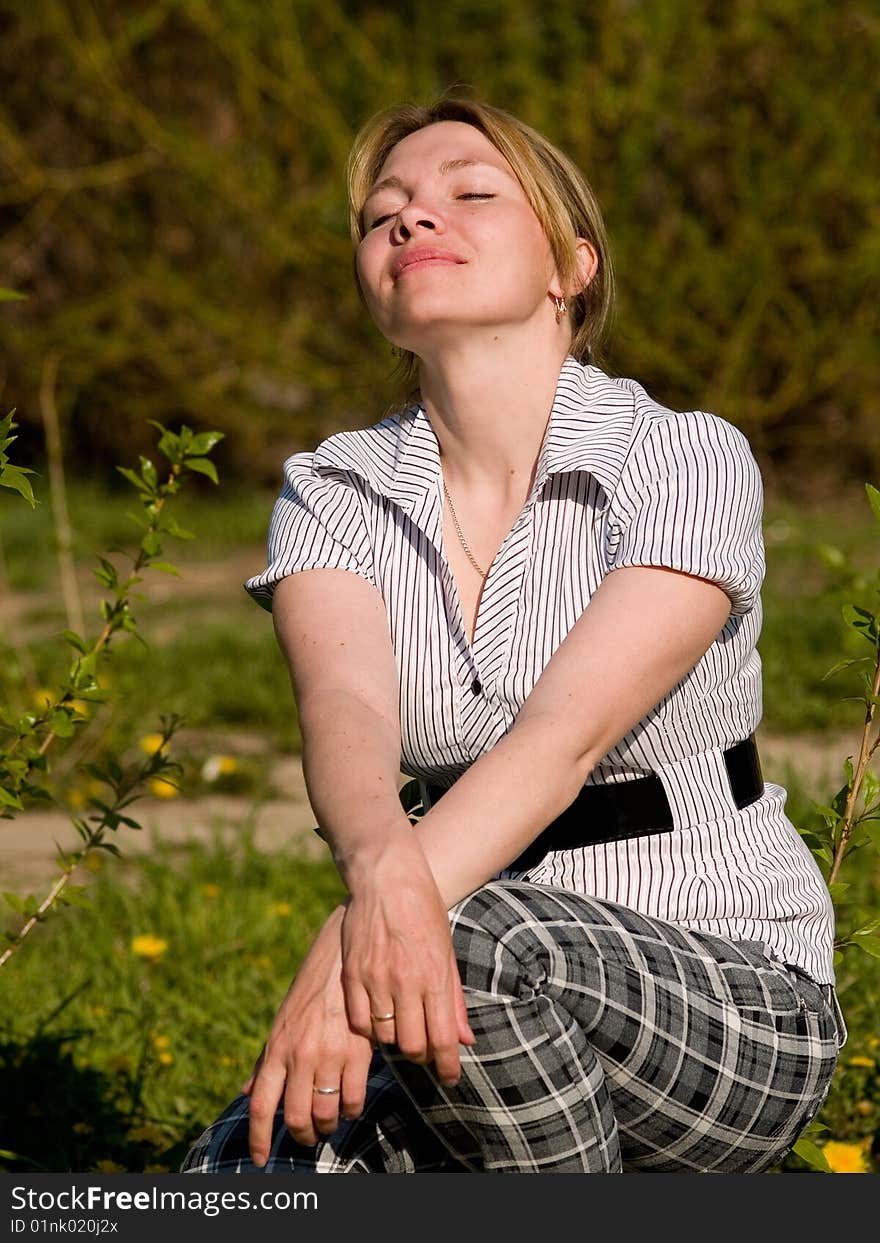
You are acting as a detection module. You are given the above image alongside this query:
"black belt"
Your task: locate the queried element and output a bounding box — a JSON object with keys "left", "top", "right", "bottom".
{"left": 424, "top": 736, "right": 763, "bottom": 875}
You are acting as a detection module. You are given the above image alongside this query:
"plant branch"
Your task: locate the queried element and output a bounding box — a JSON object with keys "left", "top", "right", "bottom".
{"left": 829, "top": 647, "right": 880, "bottom": 886}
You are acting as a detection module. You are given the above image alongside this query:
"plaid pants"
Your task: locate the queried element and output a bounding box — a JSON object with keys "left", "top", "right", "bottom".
{"left": 181, "top": 880, "right": 841, "bottom": 1174}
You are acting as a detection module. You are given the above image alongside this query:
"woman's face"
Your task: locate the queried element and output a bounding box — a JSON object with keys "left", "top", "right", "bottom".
{"left": 355, "top": 121, "right": 561, "bottom": 353}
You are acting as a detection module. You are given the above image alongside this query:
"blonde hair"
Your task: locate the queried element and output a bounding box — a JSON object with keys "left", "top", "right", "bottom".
{"left": 347, "top": 93, "right": 615, "bottom": 385}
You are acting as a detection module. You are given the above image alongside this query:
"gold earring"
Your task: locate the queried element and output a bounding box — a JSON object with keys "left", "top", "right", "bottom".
{"left": 552, "top": 294, "right": 567, "bottom": 325}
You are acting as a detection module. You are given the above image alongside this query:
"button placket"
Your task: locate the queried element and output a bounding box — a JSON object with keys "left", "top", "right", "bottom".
{"left": 467, "top": 505, "right": 534, "bottom": 694}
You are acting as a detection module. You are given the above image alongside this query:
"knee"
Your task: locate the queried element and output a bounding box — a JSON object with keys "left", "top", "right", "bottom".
{"left": 448, "top": 880, "right": 551, "bottom": 1000}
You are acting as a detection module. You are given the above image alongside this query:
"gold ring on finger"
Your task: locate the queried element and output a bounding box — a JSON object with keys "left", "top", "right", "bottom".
{"left": 371, "top": 1011, "right": 395, "bottom": 1022}
{"left": 313, "top": 1085, "right": 341, "bottom": 1095}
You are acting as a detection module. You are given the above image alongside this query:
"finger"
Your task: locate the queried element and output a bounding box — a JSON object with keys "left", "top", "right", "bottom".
{"left": 451, "top": 948, "right": 476, "bottom": 1046}
{"left": 423, "top": 987, "right": 463, "bottom": 1086}
{"left": 369, "top": 997, "right": 398, "bottom": 1042}
{"left": 390, "top": 990, "right": 430, "bottom": 1064}
{"left": 310, "top": 1072, "right": 345, "bottom": 1138}
{"left": 247, "top": 1057, "right": 287, "bottom": 1168}
{"left": 345, "top": 976, "right": 376, "bottom": 1039}
{"left": 340, "top": 1042, "right": 372, "bottom": 1121}
{"left": 281, "top": 1058, "right": 325, "bottom": 1148}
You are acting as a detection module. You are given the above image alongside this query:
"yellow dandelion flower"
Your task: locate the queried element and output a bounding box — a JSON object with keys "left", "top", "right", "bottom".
{"left": 67, "top": 788, "right": 87, "bottom": 809}
{"left": 217, "top": 1054, "right": 234, "bottom": 1067}
{"left": 271, "top": 901, "right": 292, "bottom": 917}
{"left": 201, "top": 883, "right": 221, "bottom": 899}
{"left": 822, "top": 1141, "right": 871, "bottom": 1174}
{"left": 256, "top": 954, "right": 272, "bottom": 969}
{"left": 151, "top": 1034, "right": 170, "bottom": 1049}
{"left": 157, "top": 1050, "right": 173, "bottom": 1066}
{"left": 131, "top": 934, "right": 168, "bottom": 961}
{"left": 867, "top": 1036, "right": 880, "bottom": 1049}
{"left": 201, "top": 755, "right": 238, "bottom": 782}
{"left": 848, "top": 1056, "right": 875, "bottom": 1069}
{"left": 856, "top": 1101, "right": 873, "bottom": 1117}
{"left": 90, "top": 1005, "right": 107, "bottom": 1019}
{"left": 148, "top": 777, "right": 179, "bottom": 799}
{"left": 139, "top": 733, "right": 167, "bottom": 755}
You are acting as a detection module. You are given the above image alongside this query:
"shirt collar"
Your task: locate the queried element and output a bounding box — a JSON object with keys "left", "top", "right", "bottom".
{"left": 312, "top": 354, "right": 636, "bottom": 521}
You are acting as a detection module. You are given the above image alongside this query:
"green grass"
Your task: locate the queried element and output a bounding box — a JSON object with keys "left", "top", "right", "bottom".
{"left": 0, "top": 830, "right": 345, "bottom": 1174}
{"left": 0, "top": 475, "right": 278, "bottom": 589}
{"left": 759, "top": 490, "right": 880, "bottom": 734}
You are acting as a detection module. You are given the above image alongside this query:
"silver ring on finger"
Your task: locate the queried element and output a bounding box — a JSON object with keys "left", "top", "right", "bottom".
{"left": 371, "top": 1011, "right": 395, "bottom": 1023}
{"left": 313, "top": 1085, "right": 341, "bottom": 1095}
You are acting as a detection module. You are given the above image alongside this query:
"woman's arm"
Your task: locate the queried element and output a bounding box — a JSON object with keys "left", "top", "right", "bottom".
{"left": 409, "top": 563, "right": 732, "bottom": 906}
{"left": 244, "top": 569, "right": 475, "bottom": 1164}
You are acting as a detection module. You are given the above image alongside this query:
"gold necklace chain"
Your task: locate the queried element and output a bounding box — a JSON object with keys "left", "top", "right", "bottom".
{"left": 441, "top": 478, "right": 487, "bottom": 577}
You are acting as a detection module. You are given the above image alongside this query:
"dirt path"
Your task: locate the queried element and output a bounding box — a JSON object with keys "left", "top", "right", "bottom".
{"left": 1, "top": 729, "right": 854, "bottom": 894}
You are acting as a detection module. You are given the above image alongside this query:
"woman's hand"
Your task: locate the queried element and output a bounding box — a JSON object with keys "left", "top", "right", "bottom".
{"left": 341, "top": 834, "right": 476, "bottom": 1084}
{"left": 241, "top": 904, "right": 374, "bottom": 1166}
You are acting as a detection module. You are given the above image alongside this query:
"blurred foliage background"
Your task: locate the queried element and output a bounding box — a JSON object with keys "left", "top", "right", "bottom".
{"left": 1, "top": 0, "right": 878, "bottom": 490}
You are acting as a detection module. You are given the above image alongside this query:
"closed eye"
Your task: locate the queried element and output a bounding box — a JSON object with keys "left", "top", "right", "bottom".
{"left": 367, "top": 192, "right": 496, "bottom": 230}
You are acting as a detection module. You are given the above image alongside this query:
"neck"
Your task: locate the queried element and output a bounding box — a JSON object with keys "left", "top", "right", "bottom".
{"left": 416, "top": 326, "right": 572, "bottom": 501}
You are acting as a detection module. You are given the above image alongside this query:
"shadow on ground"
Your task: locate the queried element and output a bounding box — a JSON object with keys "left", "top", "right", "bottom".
{"left": 0, "top": 1031, "right": 194, "bottom": 1173}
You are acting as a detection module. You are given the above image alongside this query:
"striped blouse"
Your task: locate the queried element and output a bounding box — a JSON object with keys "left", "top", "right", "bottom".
{"left": 246, "top": 355, "right": 836, "bottom": 985}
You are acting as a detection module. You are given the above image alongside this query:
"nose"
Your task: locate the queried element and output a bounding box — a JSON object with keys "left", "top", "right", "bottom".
{"left": 392, "top": 199, "right": 443, "bottom": 242}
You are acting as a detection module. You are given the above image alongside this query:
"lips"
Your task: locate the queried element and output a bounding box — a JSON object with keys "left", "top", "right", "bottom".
{"left": 392, "top": 247, "right": 466, "bottom": 281}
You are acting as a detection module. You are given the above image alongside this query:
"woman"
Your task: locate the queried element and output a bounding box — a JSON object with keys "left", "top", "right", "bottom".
{"left": 182, "top": 96, "right": 844, "bottom": 1174}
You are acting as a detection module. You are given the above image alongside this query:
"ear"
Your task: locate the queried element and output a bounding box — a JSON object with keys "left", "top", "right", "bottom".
{"left": 571, "top": 238, "right": 599, "bottom": 295}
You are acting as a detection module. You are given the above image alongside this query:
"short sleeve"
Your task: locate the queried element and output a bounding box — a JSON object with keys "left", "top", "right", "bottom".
{"left": 608, "top": 412, "right": 765, "bottom": 616}
{"left": 244, "top": 453, "right": 377, "bottom": 612}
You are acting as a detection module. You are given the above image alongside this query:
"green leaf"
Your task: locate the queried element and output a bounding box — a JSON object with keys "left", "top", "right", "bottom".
{"left": 855, "top": 937, "right": 880, "bottom": 959}
{"left": 162, "top": 517, "right": 195, "bottom": 540}
{"left": 139, "top": 456, "right": 158, "bottom": 489}
{"left": 0, "top": 464, "right": 37, "bottom": 506}
{"left": 187, "top": 430, "right": 225, "bottom": 455}
{"left": 61, "top": 629, "right": 89, "bottom": 653}
{"left": 183, "top": 456, "right": 219, "bottom": 484}
{"left": 140, "top": 530, "right": 162, "bottom": 557}
{"left": 116, "top": 466, "right": 151, "bottom": 494}
{"left": 0, "top": 288, "right": 28, "bottom": 301}
{"left": 3, "top": 892, "right": 25, "bottom": 913}
{"left": 821, "top": 657, "right": 868, "bottom": 681}
{"left": 48, "top": 709, "right": 75, "bottom": 738}
{"left": 149, "top": 561, "right": 180, "bottom": 576}
{"left": 0, "top": 786, "right": 24, "bottom": 810}
{"left": 866, "top": 483, "right": 880, "bottom": 522}
{"left": 827, "top": 881, "right": 850, "bottom": 900}
{"left": 56, "top": 885, "right": 92, "bottom": 909}
{"left": 791, "top": 1139, "right": 832, "bottom": 1173}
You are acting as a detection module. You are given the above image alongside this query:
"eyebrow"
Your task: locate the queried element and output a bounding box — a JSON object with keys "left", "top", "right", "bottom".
{"left": 363, "top": 158, "right": 498, "bottom": 204}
